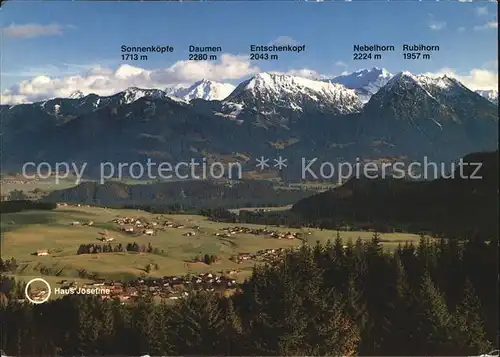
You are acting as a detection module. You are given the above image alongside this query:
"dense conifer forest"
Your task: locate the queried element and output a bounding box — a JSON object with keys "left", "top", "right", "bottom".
{"left": 1, "top": 235, "right": 498, "bottom": 356}
{"left": 0, "top": 200, "right": 57, "bottom": 214}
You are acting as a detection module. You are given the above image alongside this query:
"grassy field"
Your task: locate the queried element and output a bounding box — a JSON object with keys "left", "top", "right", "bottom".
{"left": 1, "top": 205, "right": 426, "bottom": 283}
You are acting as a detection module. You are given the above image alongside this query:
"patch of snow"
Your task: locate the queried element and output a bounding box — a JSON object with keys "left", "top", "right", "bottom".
{"left": 165, "top": 83, "right": 190, "bottom": 97}
{"left": 223, "top": 102, "right": 244, "bottom": 116}
{"left": 215, "top": 102, "right": 244, "bottom": 119}
{"left": 69, "top": 90, "right": 85, "bottom": 99}
{"left": 416, "top": 75, "right": 456, "bottom": 91}
{"left": 167, "top": 96, "right": 189, "bottom": 105}
{"left": 431, "top": 118, "right": 443, "bottom": 129}
{"left": 226, "top": 72, "right": 362, "bottom": 115}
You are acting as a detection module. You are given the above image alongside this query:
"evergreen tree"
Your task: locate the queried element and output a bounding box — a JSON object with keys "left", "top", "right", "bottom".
{"left": 168, "top": 290, "right": 225, "bottom": 355}
{"left": 76, "top": 296, "right": 102, "bottom": 355}
{"left": 132, "top": 297, "right": 156, "bottom": 355}
{"left": 98, "top": 300, "right": 115, "bottom": 354}
{"left": 416, "top": 272, "right": 455, "bottom": 355}
{"left": 222, "top": 297, "right": 244, "bottom": 355}
{"left": 149, "top": 301, "right": 172, "bottom": 355}
{"left": 452, "top": 279, "right": 491, "bottom": 355}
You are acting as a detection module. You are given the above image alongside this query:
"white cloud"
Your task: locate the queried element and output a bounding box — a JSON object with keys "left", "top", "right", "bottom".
{"left": 475, "top": 6, "right": 489, "bottom": 15}
{"left": 335, "top": 61, "right": 348, "bottom": 67}
{"left": 1, "top": 61, "right": 117, "bottom": 78}
{"left": 278, "top": 68, "right": 321, "bottom": 79}
{"left": 473, "top": 21, "right": 498, "bottom": 30}
{"left": 428, "top": 21, "right": 447, "bottom": 30}
{"left": 457, "top": 26, "right": 466, "bottom": 32}
{"left": 1, "top": 54, "right": 260, "bottom": 104}
{"left": 423, "top": 66, "right": 498, "bottom": 90}
{"left": 3, "top": 55, "right": 497, "bottom": 105}
{"left": 268, "top": 36, "right": 299, "bottom": 46}
{"left": 1, "top": 23, "right": 76, "bottom": 39}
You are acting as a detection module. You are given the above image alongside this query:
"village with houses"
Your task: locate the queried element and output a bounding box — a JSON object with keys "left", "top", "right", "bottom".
{"left": 23, "top": 250, "right": 298, "bottom": 303}
{"left": 23, "top": 246, "right": 298, "bottom": 303}
{"left": 21, "top": 271, "right": 242, "bottom": 303}
{"left": 19, "top": 205, "right": 306, "bottom": 303}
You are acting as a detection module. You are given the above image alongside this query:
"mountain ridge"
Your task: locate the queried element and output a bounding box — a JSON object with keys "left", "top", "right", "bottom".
{"left": 328, "top": 67, "right": 393, "bottom": 103}
{"left": 1, "top": 70, "right": 497, "bottom": 175}
{"left": 5, "top": 68, "right": 497, "bottom": 107}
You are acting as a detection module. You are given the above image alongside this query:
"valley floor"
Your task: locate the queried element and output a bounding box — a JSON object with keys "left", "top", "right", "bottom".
{"left": 2, "top": 205, "right": 428, "bottom": 300}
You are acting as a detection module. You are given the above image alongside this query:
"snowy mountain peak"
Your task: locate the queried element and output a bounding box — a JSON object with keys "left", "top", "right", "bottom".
{"left": 114, "top": 87, "right": 166, "bottom": 104}
{"left": 367, "top": 70, "right": 493, "bottom": 122}
{"left": 165, "top": 80, "right": 235, "bottom": 101}
{"left": 68, "top": 90, "right": 85, "bottom": 99}
{"left": 415, "top": 75, "right": 449, "bottom": 90}
{"left": 237, "top": 72, "right": 279, "bottom": 91}
{"left": 329, "top": 67, "right": 393, "bottom": 103}
{"left": 197, "top": 78, "right": 214, "bottom": 84}
{"left": 384, "top": 71, "right": 423, "bottom": 91}
{"left": 353, "top": 67, "right": 391, "bottom": 78}
{"left": 378, "top": 67, "right": 392, "bottom": 76}
{"left": 232, "top": 72, "right": 356, "bottom": 96}
{"left": 396, "top": 71, "right": 418, "bottom": 81}
{"left": 390, "top": 73, "right": 467, "bottom": 95}
{"left": 226, "top": 72, "right": 362, "bottom": 115}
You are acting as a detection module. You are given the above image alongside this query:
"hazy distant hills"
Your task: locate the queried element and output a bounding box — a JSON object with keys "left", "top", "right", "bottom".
{"left": 1, "top": 68, "right": 497, "bottom": 176}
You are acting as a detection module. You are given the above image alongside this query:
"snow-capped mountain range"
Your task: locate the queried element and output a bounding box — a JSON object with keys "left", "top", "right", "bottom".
{"left": 11, "top": 67, "right": 497, "bottom": 109}
{"left": 2, "top": 66, "right": 497, "bottom": 174}
{"left": 6, "top": 68, "right": 495, "bottom": 134}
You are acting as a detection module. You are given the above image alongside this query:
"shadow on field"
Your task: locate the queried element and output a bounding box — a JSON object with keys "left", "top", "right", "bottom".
{"left": 1, "top": 209, "right": 98, "bottom": 233}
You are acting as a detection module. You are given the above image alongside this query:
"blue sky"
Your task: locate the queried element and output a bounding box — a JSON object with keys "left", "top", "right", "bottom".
{"left": 1, "top": 0, "right": 498, "bottom": 103}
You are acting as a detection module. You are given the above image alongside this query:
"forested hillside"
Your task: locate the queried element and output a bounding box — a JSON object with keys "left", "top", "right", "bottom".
{"left": 292, "top": 151, "right": 499, "bottom": 239}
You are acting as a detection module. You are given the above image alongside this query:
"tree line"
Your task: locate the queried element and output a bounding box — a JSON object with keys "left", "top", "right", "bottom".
{"left": 0, "top": 200, "right": 56, "bottom": 213}
{"left": 76, "top": 242, "right": 160, "bottom": 255}
{"left": 193, "top": 253, "right": 219, "bottom": 265}
{"left": 0, "top": 234, "right": 497, "bottom": 356}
